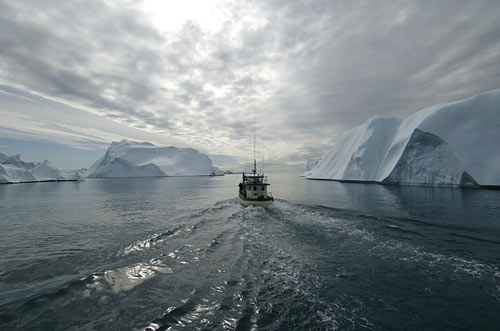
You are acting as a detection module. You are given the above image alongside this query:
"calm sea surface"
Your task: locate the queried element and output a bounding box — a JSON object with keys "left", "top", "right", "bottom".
{"left": 1, "top": 173, "right": 499, "bottom": 330}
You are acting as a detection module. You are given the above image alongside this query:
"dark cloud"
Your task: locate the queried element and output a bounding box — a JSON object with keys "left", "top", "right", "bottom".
{"left": 1, "top": 0, "right": 500, "bottom": 166}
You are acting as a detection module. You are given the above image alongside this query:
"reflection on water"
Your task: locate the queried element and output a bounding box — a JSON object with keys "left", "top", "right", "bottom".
{"left": 272, "top": 173, "right": 500, "bottom": 229}
{"left": 85, "top": 258, "right": 173, "bottom": 294}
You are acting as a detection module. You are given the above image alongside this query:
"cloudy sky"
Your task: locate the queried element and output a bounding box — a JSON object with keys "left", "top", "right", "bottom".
{"left": 1, "top": 0, "right": 500, "bottom": 170}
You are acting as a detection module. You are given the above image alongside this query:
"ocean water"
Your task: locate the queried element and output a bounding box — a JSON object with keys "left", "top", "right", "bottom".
{"left": 1, "top": 173, "right": 499, "bottom": 330}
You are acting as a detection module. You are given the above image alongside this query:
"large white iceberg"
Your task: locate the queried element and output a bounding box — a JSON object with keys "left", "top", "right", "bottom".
{"left": 0, "top": 153, "right": 82, "bottom": 184}
{"left": 86, "top": 140, "right": 216, "bottom": 177}
{"left": 304, "top": 89, "right": 500, "bottom": 186}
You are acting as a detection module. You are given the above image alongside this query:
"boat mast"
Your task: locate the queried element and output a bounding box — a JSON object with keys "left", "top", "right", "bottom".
{"left": 262, "top": 147, "right": 264, "bottom": 175}
{"left": 253, "top": 110, "right": 256, "bottom": 174}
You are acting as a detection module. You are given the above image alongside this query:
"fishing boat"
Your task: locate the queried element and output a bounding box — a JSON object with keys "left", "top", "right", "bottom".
{"left": 238, "top": 117, "right": 273, "bottom": 206}
{"left": 238, "top": 162, "right": 273, "bottom": 206}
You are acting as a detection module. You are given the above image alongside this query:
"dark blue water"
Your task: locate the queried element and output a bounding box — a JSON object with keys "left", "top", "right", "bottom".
{"left": 1, "top": 174, "right": 499, "bottom": 330}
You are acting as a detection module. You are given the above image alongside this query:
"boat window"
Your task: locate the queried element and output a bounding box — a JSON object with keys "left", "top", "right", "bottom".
{"left": 253, "top": 186, "right": 256, "bottom": 191}
{"left": 261, "top": 186, "right": 265, "bottom": 190}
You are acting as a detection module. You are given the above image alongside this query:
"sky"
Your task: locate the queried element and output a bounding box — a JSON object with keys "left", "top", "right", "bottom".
{"left": 1, "top": 0, "right": 500, "bottom": 170}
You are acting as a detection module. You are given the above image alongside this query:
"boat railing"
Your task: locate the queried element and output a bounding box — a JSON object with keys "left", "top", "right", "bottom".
{"left": 243, "top": 175, "right": 269, "bottom": 184}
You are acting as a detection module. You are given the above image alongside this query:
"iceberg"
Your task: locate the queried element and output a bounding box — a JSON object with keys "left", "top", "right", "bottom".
{"left": 300, "top": 159, "right": 321, "bottom": 177}
{"left": 86, "top": 140, "right": 214, "bottom": 178}
{"left": 304, "top": 89, "right": 500, "bottom": 186}
{"left": 211, "top": 166, "right": 225, "bottom": 176}
{"left": 32, "top": 161, "right": 84, "bottom": 181}
{"left": 305, "top": 159, "right": 320, "bottom": 172}
{"left": 0, "top": 153, "right": 82, "bottom": 184}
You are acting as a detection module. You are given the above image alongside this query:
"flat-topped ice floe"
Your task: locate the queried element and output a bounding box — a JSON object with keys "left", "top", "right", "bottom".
{"left": 86, "top": 140, "right": 217, "bottom": 178}
{"left": 304, "top": 89, "right": 500, "bottom": 187}
{"left": 0, "top": 153, "right": 83, "bottom": 184}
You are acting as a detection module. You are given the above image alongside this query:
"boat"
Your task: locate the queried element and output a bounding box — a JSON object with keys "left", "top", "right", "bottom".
{"left": 238, "top": 164, "right": 274, "bottom": 206}
{"left": 238, "top": 117, "right": 273, "bottom": 206}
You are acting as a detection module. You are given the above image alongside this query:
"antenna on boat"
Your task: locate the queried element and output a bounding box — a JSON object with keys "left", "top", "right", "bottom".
{"left": 262, "top": 146, "right": 264, "bottom": 175}
{"left": 253, "top": 110, "right": 256, "bottom": 174}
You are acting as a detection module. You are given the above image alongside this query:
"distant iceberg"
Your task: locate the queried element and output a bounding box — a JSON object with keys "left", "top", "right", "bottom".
{"left": 86, "top": 140, "right": 215, "bottom": 178}
{"left": 0, "top": 153, "right": 82, "bottom": 184}
{"left": 211, "top": 166, "right": 225, "bottom": 176}
{"left": 304, "top": 89, "right": 500, "bottom": 187}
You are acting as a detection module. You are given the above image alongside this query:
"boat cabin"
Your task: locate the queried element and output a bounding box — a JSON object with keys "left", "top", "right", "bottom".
{"left": 238, "top": 173, "right": 273, "bottom": 206}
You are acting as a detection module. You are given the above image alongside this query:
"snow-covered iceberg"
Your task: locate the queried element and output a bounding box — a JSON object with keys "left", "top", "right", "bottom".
{"left": 86, "top": 140, "right": 214, "bottom": 178}
{"left": 0, "top": 153, "right": 82, "bottom": 184}
{"left": 304, "top": 89, "right": 500, "bottom": 186}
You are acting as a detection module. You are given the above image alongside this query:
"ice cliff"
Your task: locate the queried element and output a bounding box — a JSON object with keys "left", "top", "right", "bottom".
{"left": 305, "top": 159, "right": 320, "bottom": 172}
{"left": 299, "top": 159, "right": 321, "bottom": 177}
{"left": 304, "top": 89, "right": 500, "bottom": 186}
{"left": 86, "top": 140, "right": 216, "bottom": 177}
{"left": 0, "top": 153, "right": 82, "bottom": 184}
